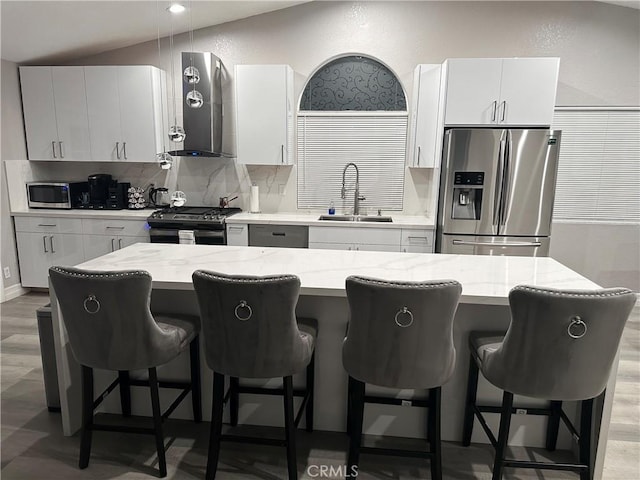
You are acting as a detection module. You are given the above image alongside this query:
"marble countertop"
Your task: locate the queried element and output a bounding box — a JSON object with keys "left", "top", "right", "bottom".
{"left": 226, "top": 212, "right": 435, "bottom": 229}
{"left": 11, "top": 208, "right": 153, "bottom": 220}
{"left": 77, "top": 243, "right": 600, "bottom": 305}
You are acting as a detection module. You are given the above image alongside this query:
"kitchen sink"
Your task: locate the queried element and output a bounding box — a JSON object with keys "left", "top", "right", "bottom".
{"left": 318, "top": 215, "right": 393, "bottom": 223}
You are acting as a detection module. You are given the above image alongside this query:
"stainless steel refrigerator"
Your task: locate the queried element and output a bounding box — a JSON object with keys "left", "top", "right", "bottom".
{"left": 436, "top": 128, "right": 561, "bottom": 256}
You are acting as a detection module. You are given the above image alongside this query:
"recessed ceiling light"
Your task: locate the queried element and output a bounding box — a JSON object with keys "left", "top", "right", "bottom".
{"left": 168, "top": 3, "right": 186, "bottom": 14}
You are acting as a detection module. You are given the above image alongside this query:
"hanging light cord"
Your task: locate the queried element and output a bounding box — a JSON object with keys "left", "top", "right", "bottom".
{"left": 156, "top": 0, "right": 167, "bottom": 154}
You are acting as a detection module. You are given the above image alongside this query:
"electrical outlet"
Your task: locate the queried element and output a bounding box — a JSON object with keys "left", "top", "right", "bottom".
{"left": 3, "top": 267, "right": 10, "bottom": 279}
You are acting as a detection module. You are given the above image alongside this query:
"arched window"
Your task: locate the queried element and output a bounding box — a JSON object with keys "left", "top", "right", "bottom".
{"left": 300, "top": 55, "right": 407, "bottom": 111}
{"left": 297, "top": 55, "right": 408, "bottom": 211}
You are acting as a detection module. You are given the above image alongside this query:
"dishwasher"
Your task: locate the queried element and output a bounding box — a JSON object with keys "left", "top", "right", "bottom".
{"left": 248, "top": 224, "right": 308, "bottom": 248}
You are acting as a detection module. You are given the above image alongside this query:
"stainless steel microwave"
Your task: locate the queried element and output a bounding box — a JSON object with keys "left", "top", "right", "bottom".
{"left": 26, "top": 182, "right": 88, "bottom": 209}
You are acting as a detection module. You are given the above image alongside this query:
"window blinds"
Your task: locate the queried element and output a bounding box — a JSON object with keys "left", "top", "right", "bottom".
{"left": 552, "top": 108, "right": 640, "bottom": 223}
{"left": 297, "top": 113, "right": 408, "bottom": 211}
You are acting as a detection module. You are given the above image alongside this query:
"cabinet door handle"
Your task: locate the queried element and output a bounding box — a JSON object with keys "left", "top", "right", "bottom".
{"left": 491, "top": 100, "right": 498, "bottom": 122}
{"left": 122, "top": 142, "right": 127, "bottom": 160}
{"left": 49, "top": 235, "right": 55, "bottom": 253}
{"left": 271, "top": 232, "right": 286, "bottom": 237}
{"left": 38, "top": 223, "right": 57, "bottom": 227}
{"left": 58, "top": 141, "right": 64, "bottom": 159}
{"left": 106, "top": 226, "right": 125, "bottom": 230}
{"left": 51, "top": 141, "right": 57, "bottom": 159}
{"left": 43, "top": 236, "right": 48, "bottom": 253}
{"left": 111, "top": 238, "right": 116, "bottom": 252}
{"left": 118, "top": 239, "right": 123, "bottom": 249}
{"left": 281, "top": 145, "right": 285, "bottom": 164}
{"left": 417, "top": 146, "right": 421, "bottom": 166}
{"left": 500, "top": 101, "right": 506, "bottom": 122}
{"left": 116, "top": 142, "right": 120, "bottom": 160}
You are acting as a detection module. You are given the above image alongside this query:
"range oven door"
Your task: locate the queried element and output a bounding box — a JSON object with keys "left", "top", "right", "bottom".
{"left": 149, "top": 228, "right": 225, "bottom": 245}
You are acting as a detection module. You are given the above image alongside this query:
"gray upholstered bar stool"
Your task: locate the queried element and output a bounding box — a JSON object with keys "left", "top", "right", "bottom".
{"left": 462, "top": 285, "right": 636, "bottom": 480}
{"left": 49, "top": 266, "right": 202, "bottom": 478}
{"left": 192, "top": 270, "right": 317, "bottom": 480}
{"left": 343, "top": 275, "right": 462, "bottom": 480}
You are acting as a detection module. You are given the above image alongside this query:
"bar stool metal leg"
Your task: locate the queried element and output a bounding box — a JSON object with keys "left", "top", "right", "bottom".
{"left": 207, "top": 372, "right": 225, "bottom": 480}
{"left": 347, "top": 376, "right": 365, "bottom": 476}
{"left": 189, "top": 338, "right": 202, "bottom": 423}
{"left": 306, "top": 353, "right": 315, "bottom": 432}
{"left": 283, "top": 376, "right": 298, "bottom": 480}
{"left": 462, "top": 354, "right": 479, "bottom": 447}
{"left": 79, "top": 365, "right": 94, "bottom": 469}
{"left": 118, "top": 370, "right": 131, "bottom": 417}
{"left": 492, "top": 391, "right": 514, "bottom": 480}
{"left": 148, "top": 367, "right": 167, "bottom": 478}
{"left": 428, "top": 387, "right": 443, "bottom": 480}
{"left": 579, "top": 398, "right": 595, "bottom": 480}
{"left": 229, "top": 377, "right": 239, "bottom": 427}
{"left": 546, "top": 400, "right": 563, "bottom": 451}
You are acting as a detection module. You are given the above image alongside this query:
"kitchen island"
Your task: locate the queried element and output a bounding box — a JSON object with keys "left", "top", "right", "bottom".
{"left": 50, "top": 243, "right": 616, "bottom": 478}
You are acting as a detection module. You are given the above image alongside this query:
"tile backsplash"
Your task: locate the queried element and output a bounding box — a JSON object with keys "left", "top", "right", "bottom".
{"left": 4, "top": 158, "right": 432, "bottom": 215}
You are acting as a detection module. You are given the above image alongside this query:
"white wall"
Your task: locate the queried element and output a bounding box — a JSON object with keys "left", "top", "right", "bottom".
{"left": 1, "top": 60, "right": 28, "bottom": 299}
{"left": 2, "top": 1, "right": 639, "bottom": 290}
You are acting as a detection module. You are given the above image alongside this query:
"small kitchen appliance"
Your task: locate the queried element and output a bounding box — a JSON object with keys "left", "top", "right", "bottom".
{"left": 147, "top": 206, "right": 242, "bottom": 245}
{"left": 436, "top": 128, "right": 561, "bottom": 257}
{"left": 148, "top": 187, "right": 170, "bottom": 208}
{"left": 27, "top": 181, "right": 89, "bottom": 209}
{"left": 87, "top": 174, "right": 112, "bottom": 207}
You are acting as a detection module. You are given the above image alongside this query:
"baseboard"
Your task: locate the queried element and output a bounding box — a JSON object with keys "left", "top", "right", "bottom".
{"left": 1, "top": 283, "right": 29, "bottom": 303}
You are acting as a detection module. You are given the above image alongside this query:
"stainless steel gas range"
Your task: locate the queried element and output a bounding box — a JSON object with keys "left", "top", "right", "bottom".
{"left": 147, "top": 206, "right": 242, "bottom": 245}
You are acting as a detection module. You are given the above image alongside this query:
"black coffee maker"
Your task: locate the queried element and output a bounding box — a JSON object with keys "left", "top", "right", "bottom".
{"left": 88, "top": 174, "right": 112, "bottom": 208}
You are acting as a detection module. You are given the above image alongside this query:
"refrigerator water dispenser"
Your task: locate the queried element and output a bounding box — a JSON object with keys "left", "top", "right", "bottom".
{"left": 451, "top": 172, "right": 484, "bottom": 220}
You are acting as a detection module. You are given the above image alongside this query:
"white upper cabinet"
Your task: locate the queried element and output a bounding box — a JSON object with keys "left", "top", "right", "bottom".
{"left": 118, "top": 66, "right": 166, "bottom": 161}
{"left": 235, "top": 65, "right": 294, "bottom": 165}
{"left": 20, "top": 66, "right": 91, "bottom": 160}
{"left": 85, "top": 65, "right": 166, "bottom": 162}
{"left": 21, "top": 65, "right": 166, "bottom": 162}
{"left": 408, "top": 64, "right": 445, "bottom": 168}
{"left": 443, "top": 58, "right": 559, "bottom": 126}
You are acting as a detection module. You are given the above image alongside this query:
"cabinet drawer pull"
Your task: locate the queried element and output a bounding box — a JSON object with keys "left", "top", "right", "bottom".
{"left": 111, "top": 238, "right": 115, "bottom": 252}
{"left": 272, "top": 232, "right": 286, "bottom": 237}
{"left": 118, "top": 239, "right": 123, "bottom": 249}
{"left": 58, "top": 141, "right": 64, "bottom": 159}
{"left": 49, "top": 235, "right": 55, "bottom": 253}
{"left": 417, "top": 146, "right": 421, "bottom": 166}
{"left": 116, "top": 142, "right": 121, "bottom": 160}
{"left": 51, "top": 141, "right": 57, "bottom": 159}
{"left": 106, "top": 226, "right": 125, "bottom": 230}
{"left": 38, "top": 223, "right": 57, "bottom": 227}
{"left": 43, "top": 236, "right": 48, "bottom": 253}
{"left": 122, "top": 142, "right": 127, "bottom": 160}
{"left": 281, "top": 144, "right": 285, "bottom": 164}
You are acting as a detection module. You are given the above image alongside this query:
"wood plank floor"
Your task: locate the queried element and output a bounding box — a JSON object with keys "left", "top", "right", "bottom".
{"left": 1, "top": 292, "right": 638, "bottom": 479}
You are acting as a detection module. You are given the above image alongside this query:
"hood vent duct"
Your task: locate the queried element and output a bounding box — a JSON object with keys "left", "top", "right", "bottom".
{"left": 169, "top": 52, "right": 231, "bottom": 158}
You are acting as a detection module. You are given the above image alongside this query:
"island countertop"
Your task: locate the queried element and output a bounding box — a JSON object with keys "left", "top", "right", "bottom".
{"left": 77, "top": 243, "right": 599, "bottom": 304}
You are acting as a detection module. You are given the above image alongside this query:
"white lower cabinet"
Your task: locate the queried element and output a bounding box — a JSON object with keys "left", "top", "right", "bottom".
{"left": 400, "top": 229, "right": 434, "bottom": 253}
{"left": 82, "top": 218, "right": 149, "bottom": 259}
{"left": 308, "top": 226, "right": 401, "bottom": 252}
{"left": 226, "top": 224, "right": 249, "bottom": 246}
{"left": 14, "top": 215, "right": 149, "bottom": 288}
{"left": 14, "top": 216, "right": 85, "bottom": 288}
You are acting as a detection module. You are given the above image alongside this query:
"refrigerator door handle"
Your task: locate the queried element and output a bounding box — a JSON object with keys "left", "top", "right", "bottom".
{"left": 500, "top": 131, "right": 513, "bottom": 226}
{"left": 493, "top": 138, "right": 506, "bottom": 227}
{"left": 453, "top": 240, "right": 542, "bottom": 247}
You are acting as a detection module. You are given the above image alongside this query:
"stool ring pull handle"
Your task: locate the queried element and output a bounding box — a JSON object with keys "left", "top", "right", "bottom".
{"left": 394, "top": 306, "right": 414, "bottom": 328}
{"left": 234, "top": 300, "right": 253, "bottom": 321}
{"left": 83, "top": 295, "right": 101, "bottom": 314}
{"left": 568, "top": 316, "right": 587, "bottom": 339}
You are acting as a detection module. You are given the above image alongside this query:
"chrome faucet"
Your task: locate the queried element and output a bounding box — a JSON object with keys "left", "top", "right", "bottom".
{"left": 341, "top": 162, "right": 366, "bottom": 215}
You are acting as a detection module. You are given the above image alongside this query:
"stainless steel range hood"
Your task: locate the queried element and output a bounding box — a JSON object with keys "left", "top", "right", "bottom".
{"left": 169, "top": 52, "right": 231, "bottom": 158}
